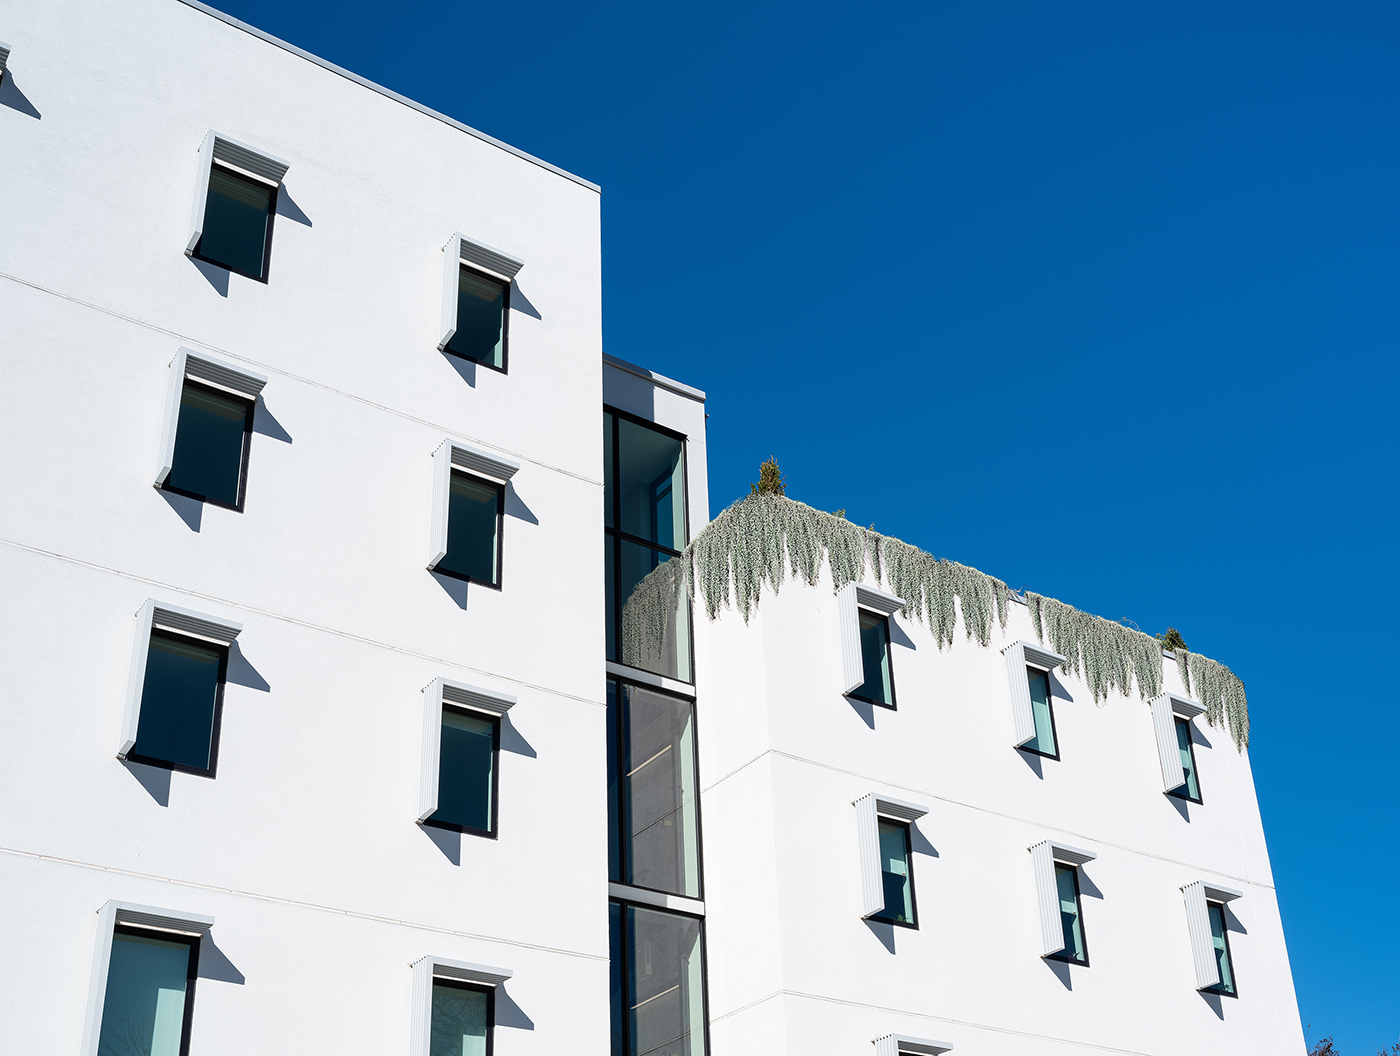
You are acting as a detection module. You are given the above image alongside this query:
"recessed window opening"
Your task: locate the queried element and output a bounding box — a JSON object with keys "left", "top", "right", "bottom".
{"left": 870, "top": 819, "right": 916, "bottom": 927}
{"left": 431, "top": 977, "right": 494, "bottom": 1055}
{"left": 1167, "top": 717, "right": 1202, "bottom": 803}
{"left": 1048, "top": 863, "right": 1088, "bottom": 965}
{"left": 425, "top": 704, "right": 499, "bottom": 837}
{"left": 1205, "top": 902, "right": 1237, "bottom": 997}
{"left": 126, "top": 630, "right": 227, "bottom": 778}
{"left": 850, "top": 609, "right": 895, "bottom": 707}
{"left": 193, "top": 164, "right": 277, "bottom": 281}
{"left": 446, "top": 265, "right": 509, "bottom": 371}
{"left": 436, "top": 471, "right": 504, "bottom": 587}
{"left": 161, "top": 379, "right": 254, "bottom": 510}
{"left": 1021, "top": 666, "right": 1059, "bottom": 758}
{"left": 99, "top": 925, "right": 200, "bottom": 1056}
{"left": 609, "top": 901, "right": 708, "bottom": 1056}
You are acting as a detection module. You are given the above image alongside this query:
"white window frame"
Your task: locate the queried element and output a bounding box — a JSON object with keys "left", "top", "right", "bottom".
{"left": 427, "top": 439, "right": 521, "bottom": 571}
{"left": 80, "top": 899, "right": 214, "bottom": 1056}
{"left": 409, "top": 955, "right": 512, "bottom": 1056}
{"left": 838, "top": 582, "right": 905, "bottom": 696}
{"left": 1028, "top": 839, "right": 1096, "bottom": 957}
{"left": 119, "top": 599, "right": 243, "bottom": 759}
{"left": 873, "top": 1035, "right": 953, "bottom": 1056}
{"left": 854, "top": 792, "right": 929, "bottom": 919}
{"left": 186, "top": 130, "right": 289, "bottom": 257}
{"left": 0, "top": 41, "right": 11, "bottom": 82}
{"left": 438, "top": 231, "right": 526, "bottom": 351}
{"left": 417, "top": 677, "right": 516, "bottom": 823}
{"left": 1002, "top": 640, "right": 1067, "bottom": 748}
{"left": 156, "top": 348, "right": 269, "bottom": 487}
{"left": 1181, "top": 880, "right": 1243, "bottom": 990}
{"left": 1149, "top": 691, "right": 1207, "bottom": 794}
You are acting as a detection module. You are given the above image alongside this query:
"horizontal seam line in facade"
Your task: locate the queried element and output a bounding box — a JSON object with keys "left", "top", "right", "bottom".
{"left": 172, "top": 0, "right": 599, "bottom": 192}
{"left": 717, "top": 989, "right": 1168, "bottom": 1056}
{"left": 0, "top": 270, "right": 603, "bottom": 489}
{"left": 0, "top": 536, "right": 605, "bottom": 710}
{"left": 701, "top": 748, "right": 1274, "bottom": 892}
{"left": 0, "top": 845, "right": 607, "bottom": 963}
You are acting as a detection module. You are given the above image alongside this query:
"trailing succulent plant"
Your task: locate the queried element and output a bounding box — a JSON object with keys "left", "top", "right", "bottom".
{"left": 620, "top": 493, "right": 1250, "bottom": 749}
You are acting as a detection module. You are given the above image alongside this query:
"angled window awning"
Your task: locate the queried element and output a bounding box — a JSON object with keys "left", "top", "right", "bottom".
{"left": 417, "top": 677, "right": 516, "bottom": 823}
{"left": 409, "top": 955, "right": 513, "bottom": 1056}
{"left": 854, "top": 792, "right": 929, "bottom": 918}
{"left": 1002, "top": 640, "right": 1066, "bottom": 748}
{"left": 119, "top": 599, "right": 242, "bottom": 759}
{"left": 837, "top": 582, "right": 906, "bottom": 695}
{"left": 1149, "top": 691, "right": 1206, "bottom": 793}
{"left": 1029, "top": 838, "right": 1096, "bottom": 957}
{"left": 186, "top": 130, "right": 290, "bottom": 256}
{"left": 156, "top": 348, "right": 268, "bottom": 486}
{"left": 873, "top": 1035, "right": 953, "bottom": 1056}
{"left": 438, "top": 231, "right": 526, "bottom": 350}
{"left": 1181, "top": 880, "right": 1243, "bottom": 989}
{"left": 81, "top": 900, "right": 215, "bottom": 1056}
{"left": 427, "top": 438, "right": 521, "bottom": 570}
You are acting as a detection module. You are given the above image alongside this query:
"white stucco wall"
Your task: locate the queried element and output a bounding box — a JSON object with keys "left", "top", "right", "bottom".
{"left": 0, "top": 0, "right": 606, "bottom": 1051}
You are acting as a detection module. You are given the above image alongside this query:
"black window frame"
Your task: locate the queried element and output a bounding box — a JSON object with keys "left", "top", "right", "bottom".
{"left": 606, "top": 676, "right": 706, "bottom": 901}
{"left": 429, "top": 976, "right": 497, "bottom": 1054}
{"left": 1166, "top": 715, "right": 1203, "bottom": 804}
{"left": 848, "top": 608, "right": 897, "bottom": 709}
{"left": 603, "top": 406, "right": 694, "bottom": 682}
{"left": 191, "top": 162, "right": 279, "bottom": 284}
{"left": 1203, "top": 901, "right": 1239, "bottom": 998}
{"left": 107, "top": 924, "right": 201, "bottom": 1056}
{"left": 609, "top": 897, "right": 711, "bottom": 1056}
{"left": 869, "top": 817, "right": 918, "bottom": 929}
{"left": 1046, "top": 862, "right": 1090, "bottom": 966}
{"left": 422, "top": 703, "right": 501, "bottom": 840}
{"left": 1018, "top": 665, "right": 1061, "bottom": 761}
{"left": 434, "top": 468, "right": 506, "bottom": 590}
{"left": 159, "top": 378, "right": 256, "bottom": 513}
{"left": 124, "top": 628, "right": 228, "bottom": 779}
{"left": 444, "top": 262, "right": 511, "bottom": 375}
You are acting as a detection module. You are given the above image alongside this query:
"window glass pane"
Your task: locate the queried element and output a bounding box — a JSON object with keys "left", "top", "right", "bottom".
{"left": 99, "top": 931, "right": 191, "bottom": 1056}
{"left": 430, "top": 982, "right": 488, "bottom": 1056}
{"left": 613, "top": 684, "right": 701, "bottom": 898}
{"left": 606, "top": 540, "right": 618, "bottom": 661}
{"left": 625, "top": 906, "right": 706, "bottom": 1056}
{"left": 607, "top": 681, "right": 623, "bottom": 882}
{"left": 874, "top": 820, "right": 914, "bottom": 924}
{"left": 1055, "top": 864, "right": 1085, "bottom": 963}
{"left": 853, "top": 612, "right": 892, "bottom": 705}
{"left": 617, "top": 418, "right": 685, "bottom": 550}
{"left": 1209, "top": 903, "right": 1235, "bottom": 994}
{"left": 609, "top": 904, "right": 625, "bottom": 1056}
{"left": 167, "top": 382, "right": 248, "bottom": 507}
{"left": 431, "top": 708, "right": 494, "bottom": 832}
{"left": 132, "top": 633, "right": 221, "bottom": 772}
{"left": 618, "top": 541, "right": 691, "bottom": 682}
{"left": 1176, "top": 718, "right": 1199, "bottom": 800}
{"left": 447, "top": 268, "right": 506, "bottom": 369}
{"left": 199, "top": 166, "right": 272, "bottom": 278}
{"left": 438, "top": 473, "right": 501, "bottom": 585}
{"left": 1026, "top": 669, "right": 1056, "bottom": 755}
{"left": 604, "top": 413, "right": 615, "bottom": 530}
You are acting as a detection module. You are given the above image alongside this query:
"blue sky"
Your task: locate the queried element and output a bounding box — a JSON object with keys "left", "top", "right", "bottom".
{"left": 216, "top": 0, "right": 1396, "bottom": 1047}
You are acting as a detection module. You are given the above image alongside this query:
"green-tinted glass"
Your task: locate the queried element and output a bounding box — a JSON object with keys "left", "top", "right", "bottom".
{"left": 199, "top": 166, "right": 272, "bottom": 278}
{"left": 430, "top": 982, "right": 488, "bottom": 1056}
{"left": 430, "top": 708, "right": 494, "bottom": 833}
{"left": 438, "top": 473, "right": 500, "bottom": 585}
{"left": 618, "top": 541, "right": 691, "bottom": 681}
{"left": 167, "top": 382, "right": 248, "bottom": 506}
{"left": 447, "top": 267, "right": 506, "bottom": 369}
{"left": 132, "top": 633, "right": 221, "bottom": 772}
{"left": 624, "top": 906, "right": 706, "bottom": 1056}
{"left": 99, "top": 931, "right": 191, "bottom": 1056}
{"left": 873, "top": 820, "right": 914, "bottom": 924}
{"left": 617, "top": 418, "right": 685, "bottom": 550}
{"left": 853, "top": 612, "right": 893, "bottom": 705}
{"left": 604, "top": 413, "right": 615, "bottom": 530}
{"left": 1026, "top": 668, "right": 1056, "bottom": 755}
{"left": 1209, "top": 903, "right": 1235, "bottom": 994}
{"left": 1176, "top": 718, "right": 1200, "bottom": 800}
{"left": 1055, "top": 864, "right": 1086, "bottom": 963}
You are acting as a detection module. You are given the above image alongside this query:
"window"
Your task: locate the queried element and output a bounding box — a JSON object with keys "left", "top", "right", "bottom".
{"left": 155, "top": 349, "right": 266, "bottom": 511}
{"left": 1003, "top": 640, "right": 1066, "bottom": 755}
{"left": 0, "top": 42, "right": 11, "bottom": 84}
{"left": 872, "top": 1037, "right": 953, "bottom": 1056}
{"left": 185, "top": 131, "right": 288, "bottom": 283}
{"left": 1150, "top": 691, "right": 1206, "bottom": 798}
{"left": 1023, "top": 667, "right": 1058, "bottom": 758}
{"left": 607, "top": 679, "right": 702, "bottom": 898}
{"left": 604, "top": 409, "right": 691, "bottom": 682}
{"left": 1181, "top": 880, "right": 1242, "bottom": 994}
{"left": 837, "top": 583, "right": 904, "bottom": 704}
{"left": 1206, "top": 902, "right": 1237, "bottom": 996}
{"left": 1049, "top": 863, "right": 1089, "bottom": 965}
{"left": 870, "top": 819, "right": 916, "bottom": 927}
{"left": 852, "top": 611, "right": 895, "bottom": 706}
{"left": 609, "top": 902, "right": 708, "bottom": 1056}
{"left": 437, "top": 232, "right": 524, "bottom": 373}
{"left": 418, "top": 678, "right": 514, "bottom": 838}
{"left": 1167, "top": 717, "right": 1202, "bottom": 803}
{"left": 119, "top": 601, "right": 241, "bottom": 779}
{"left": 427, "top": 441, "right": 519, "bottom": 589}
{"left": 409, "top": 956, "right": 510, "bottom": 1056}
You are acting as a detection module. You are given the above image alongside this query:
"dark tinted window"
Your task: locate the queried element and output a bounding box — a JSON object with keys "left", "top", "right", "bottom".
{"left": 871, "top": 820, "right": 916, "bottom": 926}
{"left": 99, "top": 928, "right": 198, "bottom": 1056}
{"left": 130, "top": 631, "right": 224, "bottom": 775}
{"left": 196, "top": 166, "right": 275, "bottom": 280}
{"left": 165, "top": 381, "right": 251, "bottom": 508}
{"left": 428, "top": 707, "right": 496, "bottom": 835}
{"left": 446, "top": 267, "right": 507, "bottom": 370}
{"left": 430, "top": 979, "right": 492, "bottom": 1053}
{"left": 436, "top": 472, "right": 502, "bottom": 586}
{"left": 851, "top": 611, "right": 893, "bottom": 706}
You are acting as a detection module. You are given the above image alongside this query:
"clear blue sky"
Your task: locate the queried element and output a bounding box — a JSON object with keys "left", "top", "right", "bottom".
{"left": 216, "top": 0, "right": 1396, "bottom": 1048}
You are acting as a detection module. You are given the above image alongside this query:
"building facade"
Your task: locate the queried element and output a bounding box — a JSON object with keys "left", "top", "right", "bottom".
{"left": 0, "top": 2, "right": 1305, "bottom": 1054}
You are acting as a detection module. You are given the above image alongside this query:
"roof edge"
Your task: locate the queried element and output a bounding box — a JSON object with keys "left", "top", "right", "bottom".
{"left": 603, "top": 353, "right": 706, "bottom": 402}
{"left": 173, "top": 0, "right": 600, "bottom": 193}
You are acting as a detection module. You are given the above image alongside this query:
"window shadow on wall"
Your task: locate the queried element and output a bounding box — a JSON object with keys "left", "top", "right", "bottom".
{"left": 421, "top": 822, "right": 460, "bottom": 866}
{"left": 495, "top": 985, "right": 535, "bottom": 1030}
{"left": 431, "top": 571, "right": 470, "bottom": 610}
{"left": 863, "top": 918, "right": 896, "bottom": 955}
{"left": 1199, "top": 990, "right": 1224, "bottom": 1019}
{"left": 226, "top": 642, "right": 269, "bottom": 692}
{"left": 190, "top": 256, "right": 230, "bottom": 297}
{"left": 0, "top": 73, "right": 41, "bottom": 118}
{"left": 441, "top": 351, "right": 477, "bottom": 388}
{"left": 122, "top": 759, "right": 171, "bottom": 807}
{"left": 1045, "top": 957, "right": 1072, "bottom": 990}
{"left": 509, "top": 280, "right": 540, "bottom": 320}
{"left": 1016, "top": 749, "right": 1044, "bottom": 779}
{"left": 504, "top": 483, "right": 537, "bottom": 525}
{"left": 252, "top": 396, "right": 292, "bottom": 443}
{"left": 198, "top": 936, "right": 246, "bottom": 984}
{"left": 845, "top": 695, "right": 875, "bottom": 730}
{"left": 276, "top": 187, "right": 312, "bottom": 227}
{"left": 500, "top": 715, "right": 536, "bottom": 758}
{"left": 159, "top": 488, "right": 203, "bottom": 532}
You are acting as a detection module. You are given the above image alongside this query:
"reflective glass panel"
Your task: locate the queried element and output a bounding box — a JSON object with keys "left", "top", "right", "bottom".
{"left": 616, "top": 418, "right": 685, "bottom": 551}
{"left": 1026, "top": 668, "right": 1057, "bottom": 756}
{"left": 609, "top": 682, "right": 701, "bottom": 897}
{"left": 872, "top": 820, "right": 914, "bottom": 925}
{"left": 132, "top": 632, "right": 222, "bottom": 772}
{"left": 447, "top": 267, "right": 506, "bottom": 369}
{"left": 604, "top": 413, "right": 615, "bottom": 530}
{"left": 1209, "top": 903, "right": 1235, "bottom": 994}
{"left": 622, "top": 906, "right": 707, "bottom": 1056}
{"left": 430, "top": 981, "right": 489, "bottom": 1056}
{"left": 198, "top": 166, "right": 272, "bottom": 278}
{"left": 166, "top": 382, "right": 248, "bottom": 507}
{"left": 852, "top": 612, "right": 893, "bottom": 706}
{"left": 438, "top": 473, "right": 501, "bottom": 585}
{"left": 1055, "top": 864, "right": 1087, "bottom": 964}
{"left": 618, "top": 541, "right": 691, "bottom": 681}
{"left": 1175, "top": 718, "right": 1200, "bottom": 800}
{"left": 98, "top": 930, "right": 193, "bottom": 1056}
{"left": 430, "top": 708, "right": 495, "bottom": 834}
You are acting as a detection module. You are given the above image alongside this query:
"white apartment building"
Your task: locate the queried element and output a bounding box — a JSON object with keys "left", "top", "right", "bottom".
{"left": 0, "top": 2, "right": 1305, "bottom": 1054}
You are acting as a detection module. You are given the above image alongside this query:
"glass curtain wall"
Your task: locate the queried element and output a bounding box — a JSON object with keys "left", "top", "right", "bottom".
{"left": 610, "top": 903, "right": 707, "bottom": 1056}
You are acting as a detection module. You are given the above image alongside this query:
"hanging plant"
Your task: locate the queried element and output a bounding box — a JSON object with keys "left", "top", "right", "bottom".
{"left": 620, "top": 494, "right": 1250, "bottom": 749}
